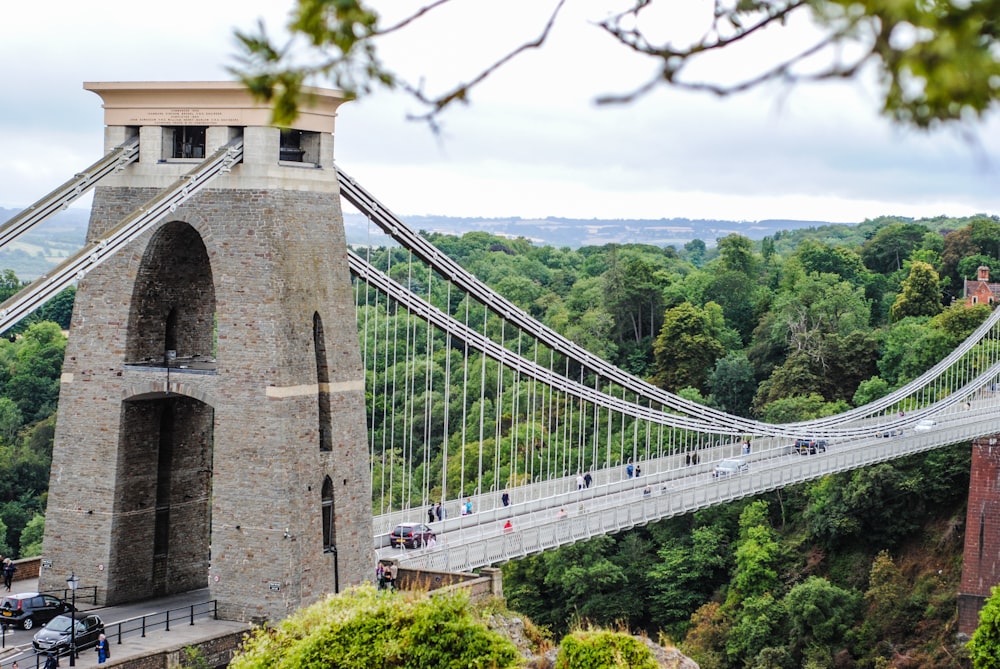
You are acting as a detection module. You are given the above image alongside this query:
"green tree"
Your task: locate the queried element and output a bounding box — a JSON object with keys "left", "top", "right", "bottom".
{"left": 684, "top": 239, "right": 707, "bottom": 267}
{"left": 794, "top": 241, "right": 866, "bottom": 284}
{"left": 0, "top": 398, "right": 23, "bottom": 445}
{"left": 757, "top": 392, "right": 848, "bottom": 424}
{"left": 860, "top": 224, "right": 931, "bottom": 274}
{"left": 969, "top": 216, "right": 1000, "bottom": 259}
{"left": 505, "top": 535, "right": 638, "bottom": 636}
{"left": 957, "top": 254, "right": 998, "bottom": 282}
{"left": 783, "top": 576, "right": 859, "bottom": 647}
{"left": 930, "top": 302, "right": 992, "bottom": 343}
{"left": 651, "top": 526, "right": 729, "bottom": 637}
{"left": 717, "top": 234, "right": 757, "bottom": 276}
{"left": 0, "top": 518, "right": 12, "bottom": 559}
{"left": 969, "top": 585, "right": 1000, "bottom": 669}
{"left": 878, "top": 317, "right": 953, "bottom": 387}
{"left": 18, "top": 513, "right": 43, "bottom": 558}
{"left": 707, "top": 352, "right": 756, "bottom": 417}
{"left": 852, "top": 376, "right": 889, "bottom": 407}
{"left": 731, "top": 501, "right": 781, "bottom": 603}
{"left": 726, "top": 593, "right": 785, "bottom": 666}
{"left": 890, "top": 261, "right": 942, "bottom": 321}
{"left": 653, "top": 302, "right": 726, "bottom": 393}
{"left": 861, "top": 550, "right": 909, "bottom": 641}
{"left": 604, "top": 255, "right": 665, "bottom": 346}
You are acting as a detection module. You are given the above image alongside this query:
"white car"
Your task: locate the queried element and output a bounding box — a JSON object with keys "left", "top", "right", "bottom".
{"left": 914, "top": 418, "right": 938, "bottom": 432}
{"left": 713, "top": 458, "right": 749, "bottom": 478}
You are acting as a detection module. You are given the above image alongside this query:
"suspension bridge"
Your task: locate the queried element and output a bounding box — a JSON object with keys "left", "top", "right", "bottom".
{"left": 3, "top": 82, "right": 998, "bottom": 623}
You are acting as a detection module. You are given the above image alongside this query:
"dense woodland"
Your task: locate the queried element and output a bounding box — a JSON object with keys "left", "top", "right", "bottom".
{"left": 0, "top": 213, "right": 996, "bottom": 665}
{"left": 354, "top": 213, "right": 1000, "bottom": 668}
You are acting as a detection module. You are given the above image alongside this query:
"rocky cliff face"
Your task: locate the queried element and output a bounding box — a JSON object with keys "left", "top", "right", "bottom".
{"left": 488, "top": 610, "right": 700, "bottom": 668}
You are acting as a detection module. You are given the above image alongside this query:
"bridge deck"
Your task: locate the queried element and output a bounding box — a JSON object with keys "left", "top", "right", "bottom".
{"left": 381, "top": 407, "right": 997, "bottom": 572}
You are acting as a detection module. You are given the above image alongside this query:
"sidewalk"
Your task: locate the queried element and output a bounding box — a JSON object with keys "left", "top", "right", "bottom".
{"left": 0, "top": 578, "right": 249, "bottom": 669}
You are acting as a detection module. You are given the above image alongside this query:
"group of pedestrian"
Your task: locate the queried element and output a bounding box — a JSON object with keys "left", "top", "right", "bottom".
{"left": 625, "top": 460, "right": 643, "bottom": 478}
{"left": 376, "top": 561, "right": 398, "bottom": 590}
{"left": 427, "top": 502, "right": 446, "bottom": 523}
{"left": 575, "top": 472, "right": 593, "bottom": 490}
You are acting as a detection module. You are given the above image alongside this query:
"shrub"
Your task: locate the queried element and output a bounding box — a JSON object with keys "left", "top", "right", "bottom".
{"left": 554, "top": 629, "right": 658, "bottom": 669}
{"left": 229, "top": 584, "right": 519, "bottom": 669}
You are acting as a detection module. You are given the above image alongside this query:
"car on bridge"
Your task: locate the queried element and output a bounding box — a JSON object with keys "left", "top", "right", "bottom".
{"left": 793, "top": 438, "right": 828, "bottom": 455}
{"left": 914, "top": 418, "right": 938, "bottom": 432}
{"left": 0, "top": 592, "right": 74, "bottom": 630}
{"left": 390, "top": 522, "right": 436, "bottom": 549}
{"left": 713, "top": 458, "right": 749, "bottom": 478}
{"left": 32, "top": 613, "right": 105, "bottom": 655}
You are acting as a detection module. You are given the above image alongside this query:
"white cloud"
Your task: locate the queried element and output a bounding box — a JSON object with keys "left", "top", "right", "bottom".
{"left": 2, "top": 0, "right": 999, "bottom": 224}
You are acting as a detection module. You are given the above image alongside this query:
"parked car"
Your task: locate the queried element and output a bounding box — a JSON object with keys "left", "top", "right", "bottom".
{"left": 32, "top": 614, "right": 104, "bottom": 655}
{"left": 713, "top": 458, "right": 749, "bottom": 478}
{"left": 793, "top": 438, "right": 828, "bottom": 455}
{"left": 0, "top": 593, "right": 74, "bottom": 630}
{"left": 390, "top": 522, "right": 436, "bottom": 549}
{"left": 914, "top": 418, "right": 938, "bottom": 432}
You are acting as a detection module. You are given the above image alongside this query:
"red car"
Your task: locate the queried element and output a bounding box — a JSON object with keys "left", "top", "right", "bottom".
{"left": 390, "top": 523, "right": 436, "bottom": 549}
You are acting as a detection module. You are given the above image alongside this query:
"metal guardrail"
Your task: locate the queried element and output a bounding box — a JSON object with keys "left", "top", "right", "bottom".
{"left": 14, "top": 600, "right": 217, "bottom": 668}
{"left": 105, "top": 600, "right": 218, "bottom": 644}
{"left": 43, "top": 587, "right": 98, "bottom": 607}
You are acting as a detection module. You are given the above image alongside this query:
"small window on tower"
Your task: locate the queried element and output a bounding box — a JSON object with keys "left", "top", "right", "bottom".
{"left": 167, "top": 126, "right": 207, "bottom": 159}
{"left": 280, "top": 129, "right": 305, "bottom": 162}
{"left": 279, "top": 128, "right": 321, "bottom": 164}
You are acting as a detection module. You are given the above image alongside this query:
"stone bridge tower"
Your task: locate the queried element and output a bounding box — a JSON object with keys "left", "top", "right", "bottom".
{"left": 39, "top": 82, "right": 372, "bottom": 623}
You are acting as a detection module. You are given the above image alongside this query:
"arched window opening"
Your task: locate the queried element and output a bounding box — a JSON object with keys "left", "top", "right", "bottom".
{"left": 322, "top": 476, "right": 335, "bottom": 552}
{"left": 314, "top": 313, "right": 332, "bottom": 452}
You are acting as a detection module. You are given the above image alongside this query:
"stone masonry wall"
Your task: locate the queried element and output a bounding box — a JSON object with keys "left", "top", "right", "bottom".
{"left": 958, "top": 433, "right": 1000, "bottom": 636}
{"left": 41, "top": 180, "right": 372, "bottom": 622}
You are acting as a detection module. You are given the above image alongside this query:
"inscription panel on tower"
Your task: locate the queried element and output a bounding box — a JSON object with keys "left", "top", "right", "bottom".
{"left": 127, "top": 109, "right": 243, "bottom": 125}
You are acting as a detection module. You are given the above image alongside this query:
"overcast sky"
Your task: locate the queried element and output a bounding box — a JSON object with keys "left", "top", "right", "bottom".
{"left": 3, "top": 0, "right": 1000, "bottom": 224}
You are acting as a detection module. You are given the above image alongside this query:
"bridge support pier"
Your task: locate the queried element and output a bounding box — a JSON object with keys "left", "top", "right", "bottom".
{"left": 958, "top": 432, "right": 1000, "bottom": 636}
{"left": 39, "top": 82, "right": 372, "bottom": 624}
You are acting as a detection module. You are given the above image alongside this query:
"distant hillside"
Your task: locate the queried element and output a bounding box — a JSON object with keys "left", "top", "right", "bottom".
{"left": 343, "top": 212, "right": 842, "bottom": 249}
{"left": 0, "top": 206, "right": 852, "bottom": 280}
{"left": 0, "top": 207, "right": 89, "bottom": 281}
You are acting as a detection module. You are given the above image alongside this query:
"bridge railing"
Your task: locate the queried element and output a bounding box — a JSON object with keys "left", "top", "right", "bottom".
{"left": 375, "top": 394, "right": 1000, "bottom": 549}
{"left": 396, "top": 415, "right": 999, "bottom": 573}
{"left": 105, "top": 600, "right": 218, "bottom": 645}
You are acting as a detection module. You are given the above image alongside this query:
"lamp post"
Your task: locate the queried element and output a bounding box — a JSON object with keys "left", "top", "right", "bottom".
{"left": 66, "top": 572, "right": 79, "bottom": 667}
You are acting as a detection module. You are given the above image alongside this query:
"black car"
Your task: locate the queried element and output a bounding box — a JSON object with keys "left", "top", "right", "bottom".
{"left": 33, "top": 614, "right": 105, "bottom": 655}
{"left": 0, "top": 592, "right": 74, "bottom": 630}
{"left": 390, "top": 522, "right": 436, "bottom": 549}
{"left": 793, "top": 439, "right": 828, "bottom": 455}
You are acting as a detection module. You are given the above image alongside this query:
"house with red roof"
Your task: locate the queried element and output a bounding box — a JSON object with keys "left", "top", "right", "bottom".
{"left": 964, "top": 266, "right": 1000, "bottom": 306}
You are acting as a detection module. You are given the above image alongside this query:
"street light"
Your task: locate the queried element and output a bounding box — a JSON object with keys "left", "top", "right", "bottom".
{"left": 66, "top": 572, "right": 79, "bottom": 667}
